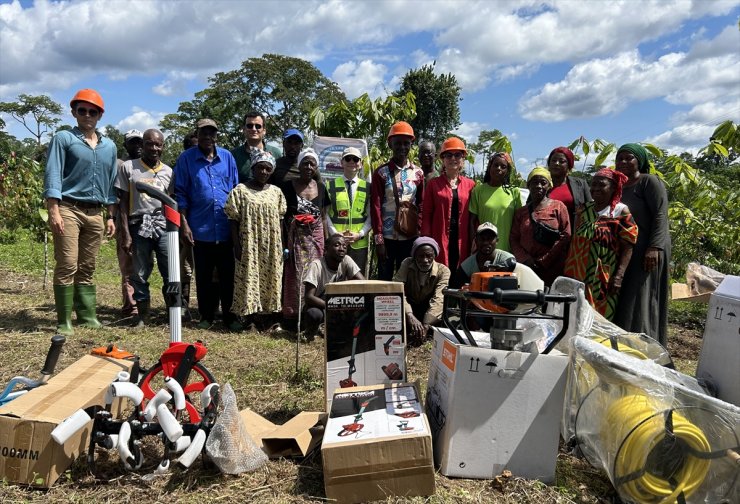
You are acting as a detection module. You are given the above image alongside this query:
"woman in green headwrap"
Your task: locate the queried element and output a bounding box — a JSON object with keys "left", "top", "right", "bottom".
{"left": 612, "top": 143, "right": 671, "bottom": 346}
{"left": 510, "top": 167, "right": 571, "bottom": 285}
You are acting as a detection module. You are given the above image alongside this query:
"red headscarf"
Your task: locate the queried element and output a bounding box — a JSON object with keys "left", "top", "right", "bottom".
{"left": 594, "top": 167, "right": 628, "bottom": 211}
{"left": 548, "top": 147, "right": 574, "bottom": 169}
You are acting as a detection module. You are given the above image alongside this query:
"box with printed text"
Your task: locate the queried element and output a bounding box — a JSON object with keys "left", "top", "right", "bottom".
{"left": 324, "top": 281, "right": 406, "bottom": 410}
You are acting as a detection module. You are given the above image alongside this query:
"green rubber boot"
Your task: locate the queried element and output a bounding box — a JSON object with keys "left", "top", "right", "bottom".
{"left": 53, "top": 284, "right": 74, "bottom": 336}
{"left": 73, "top": 284, "right": 102, "bottom": 329}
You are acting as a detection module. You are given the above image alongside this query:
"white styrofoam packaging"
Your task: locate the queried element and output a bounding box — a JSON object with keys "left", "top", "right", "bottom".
{"left": 697, "top": 275, "right": 740, "bottom": 407}
{"left": 426, "top": 327, "right": 568, "bottom": 482}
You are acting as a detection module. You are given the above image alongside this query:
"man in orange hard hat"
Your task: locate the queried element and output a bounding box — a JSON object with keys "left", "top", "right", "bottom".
{"left": 43, "top": 88, "right": 118, "bottom": 335}
{"left": 369, "top": 121, "right": 425, "bottom": 280}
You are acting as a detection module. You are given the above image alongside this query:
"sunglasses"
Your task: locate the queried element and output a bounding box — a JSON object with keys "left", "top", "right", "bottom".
{"left": 442, "top": 152, "right": 465, "bottom": 159}
{"left": 76, "top": 107, "right": 99, "bottom": 118}
{"left": 245, "top": 123, "right": 263, "bottom": 130}
{"left": 343, "top": 156, "right": 361, "bottom": 163}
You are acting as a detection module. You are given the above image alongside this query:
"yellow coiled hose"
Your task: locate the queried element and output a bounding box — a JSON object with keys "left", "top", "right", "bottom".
{"left": 602, "top": 394, "right": 711, "bottom": 504}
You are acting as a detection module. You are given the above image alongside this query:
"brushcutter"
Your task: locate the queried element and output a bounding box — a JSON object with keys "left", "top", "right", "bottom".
{"left": 0, "top": 335, "right": 65, "bottom": 406}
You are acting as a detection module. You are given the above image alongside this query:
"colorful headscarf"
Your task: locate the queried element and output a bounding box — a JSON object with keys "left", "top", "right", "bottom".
{"left": 547, "top": 147, "right": 574, "bottom": 169}
{"left": 411, "top": 236, "right": 440, "bottom": 258}
{"left": 491, "top": 151, "right": 513, "bottom": 168}
{"left": 594, "top": 167, "right": 628, "bottom": 211}
{"left": 617, "top": 143, "right": 649, "bottom": 174}
{"left": 527, "top": 166, "right": 552, "bottom": 186}
{"left": 297, "top": 148, "right": 319, "bottom": 167}
{"left": 250, "top": 149, "right": 275, "bottom": 169}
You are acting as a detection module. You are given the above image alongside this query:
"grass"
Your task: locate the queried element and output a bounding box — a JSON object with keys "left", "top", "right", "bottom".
{"left": 0, "top": 233, "right": 707, "bottom": 503}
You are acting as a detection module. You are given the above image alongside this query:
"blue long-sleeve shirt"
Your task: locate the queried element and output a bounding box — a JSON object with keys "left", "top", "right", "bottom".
{"left": 174, "top": 145, "right": 237, "bottom": 242}
{"left": 43, "top": 127, "right": 118, "bottom": 204}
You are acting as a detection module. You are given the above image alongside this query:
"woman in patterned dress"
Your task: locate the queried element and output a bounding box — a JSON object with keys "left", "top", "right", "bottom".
{"left": 564, "top": 168, "right": 638, "bottom": 320}
{"left": 225, "top": 151, "right": 286, "bottom": 326}
{"left": 280, "top": 148, "right": 330, "bottom": 329}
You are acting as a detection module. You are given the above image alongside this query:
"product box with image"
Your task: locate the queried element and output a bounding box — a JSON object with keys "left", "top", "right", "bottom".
{"left": 321, "top": 382, "right": 435, "bottom": 503}
{"left": 324, "top": 281, "right": 406, "bottom": 410}
{"left": 426, "top": 327, "right": 568, "bottom": 482}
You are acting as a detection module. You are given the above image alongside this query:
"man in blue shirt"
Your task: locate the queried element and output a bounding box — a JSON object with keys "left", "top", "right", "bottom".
{"left": 175, "top": 118, "right": 241, "bottom": 330}
{"left": 43, "top": 88, "right": 118, "bottom": 335}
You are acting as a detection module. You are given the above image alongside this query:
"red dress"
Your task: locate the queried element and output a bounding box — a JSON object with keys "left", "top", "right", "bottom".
{"left": 421, "top": 175, "right": 476, "bottom": 269}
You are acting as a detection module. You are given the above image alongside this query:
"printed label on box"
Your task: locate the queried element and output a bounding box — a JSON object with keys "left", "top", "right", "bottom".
{"left": 441, "top": 339, "right": 457, "bottom": 372}
{"left": 375, "top": 334, "right": 403, "bottom": 356}
{"left": 375, "top": 295, "right": 402, "bottom": 331}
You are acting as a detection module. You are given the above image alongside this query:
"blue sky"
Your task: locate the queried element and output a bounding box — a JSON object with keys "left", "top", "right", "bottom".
{"left": 1, "top": 0, "right": 739, "bottom": 175}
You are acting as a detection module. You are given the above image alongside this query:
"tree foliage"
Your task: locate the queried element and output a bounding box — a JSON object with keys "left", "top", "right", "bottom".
{"left": 0, "top": 151, "right": 45, "bottom": 241}
{"left": 394, "top": 63, "right": 461, "bottom": 145}
{"left": 468, "top": 129, "right": 522, "bottom": 186}
{"left": 309, "top": 92, "right": 416, "bottom": 171}
{"left": 160, "top": 54, "right": 345, "bottom": 150}
{"left": 0, "top": 94, "right": 63, "bottom": 148}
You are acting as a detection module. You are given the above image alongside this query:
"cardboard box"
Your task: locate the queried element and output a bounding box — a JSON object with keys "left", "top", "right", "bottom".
{"left": 426, "top": 328, "right": 568, "bottom": 482}
{"left": 697, "top": 275, "right": 740, "bottom": 407}
{"left": 671, "top": 282, "right": 712, "bottom": 303}
{"left": 239, "top": 409, "right": 326, "bottom": 458}
{"left": 324, "top": 281, "right": 406, "bottom": 410}
{"left": 322, "top": 383, "right": 435, "bottom": 503}
{"left": 0, "top": 355, "right": 133, "bottom": 487}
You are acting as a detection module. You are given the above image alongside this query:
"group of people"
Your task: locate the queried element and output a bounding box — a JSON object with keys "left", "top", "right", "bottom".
{"left": 43, "top": 88, "right": 670, "bottom": 347}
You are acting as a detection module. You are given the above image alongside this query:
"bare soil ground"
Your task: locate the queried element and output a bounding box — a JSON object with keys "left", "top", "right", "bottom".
{"left": 0, "top": 266, "right": 705, "bottom": 503}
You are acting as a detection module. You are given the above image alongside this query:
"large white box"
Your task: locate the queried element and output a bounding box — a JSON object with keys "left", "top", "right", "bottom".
{"left": 426, "top": 328, "right": 568, "bottom": 482}
{"left": 697, "top": 275, "right": 740, "bottom": 407}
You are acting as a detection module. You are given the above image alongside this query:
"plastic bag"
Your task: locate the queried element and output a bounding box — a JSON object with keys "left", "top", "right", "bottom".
{"left": 686, "top": 262, "right": 725, "bottom": 295}
{"left": 205, "top": 383, "right": 267, "bottom": 474}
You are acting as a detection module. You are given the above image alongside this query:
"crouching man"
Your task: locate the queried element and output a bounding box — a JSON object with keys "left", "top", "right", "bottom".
{"left": 303, "top": 234, "right": 365, "bottom": 336}
{"left": 450, "top": 222, "right": 515, "bottom": 287}
{"left": 116, "top": 129, "right": 173, "bottom": 327}
{"left": 393, "top": 236, "right": 451, "bottom": 345}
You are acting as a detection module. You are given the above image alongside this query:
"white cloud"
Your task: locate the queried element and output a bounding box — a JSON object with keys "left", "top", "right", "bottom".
{"left": 332, "top": 60, "right": 389, "bottom": 99}
{"left": 115, "top": 107, "right": 167, "bottom": 134}
{"left": 644, "top": 123, "right": 717, "bottom": 154}
{"left": 453, "top": 121, "right": 485, "bottom": 143}
{"left": 518, "top": 21, "right": 740, "bottom": 122}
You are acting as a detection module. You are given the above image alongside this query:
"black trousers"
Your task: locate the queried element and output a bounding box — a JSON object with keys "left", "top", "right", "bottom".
{"left": 193, "top": 240, "right": 236, "bottom": 324}
{"left": 378, "top": 238, "right": 414, "bottom": 281}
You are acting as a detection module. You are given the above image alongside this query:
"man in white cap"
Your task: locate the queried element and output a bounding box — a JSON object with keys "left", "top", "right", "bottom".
{"left": 114, "top": 129, "right": 144, "bottom": 319}
{"left": 326, "top": 146, "right": 372, "bottom": 273}
{"left": 450, "top": 222, "right": 515, "bottom": 288}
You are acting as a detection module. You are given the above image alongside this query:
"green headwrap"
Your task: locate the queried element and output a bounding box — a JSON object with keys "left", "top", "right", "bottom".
{"left": 617, "top": 143, "right": 649, "bottom": 173}
{"left": 527, "top": 166, "right": 552, "bottom": 185}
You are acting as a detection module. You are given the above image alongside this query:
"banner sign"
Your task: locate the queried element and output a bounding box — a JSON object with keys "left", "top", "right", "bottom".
{"left": 313, "top": 136, "right": 368, "bottom": 180}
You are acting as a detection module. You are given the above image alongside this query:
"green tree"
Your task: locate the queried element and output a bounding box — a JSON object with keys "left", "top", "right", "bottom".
{"left": 0, "top": 94, "right": 63, "bottom": 147}
{"left": 394, "top": 63, "right": 461, "bottom": 145}
{"left": 309, "top": 92, "right": 416, "bottom": 171}
{"left": 160, "top": 54, "right": 345, "bottom": 150}
{"left": 468, "top": 129, "right": 523, "bottom": 185}
{"left": 103, "top": 125, "right": 127, "bottom": 160}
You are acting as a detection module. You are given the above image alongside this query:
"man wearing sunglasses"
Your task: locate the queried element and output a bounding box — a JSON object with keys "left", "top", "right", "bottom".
{"left": 43, "top": 88, "right": 118, "bottom": 335}
{"left": 231, "top": 111, "right": 282, "bottom": 185}
{"left": 326, "top": 147, "right": 372, "bottom": 273}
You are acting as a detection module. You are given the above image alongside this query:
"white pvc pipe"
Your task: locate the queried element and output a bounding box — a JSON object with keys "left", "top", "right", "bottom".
{"left": 164, "top": 377, "right": 185, "bottom": 411}
{"left": 143, "top": 389, "right": 172, "bottom": 421}
{"left": 156, "top": 403, "right": 183, "bottom": 442}
{"left": 116, "top": 371, "right": 130, "bottom": 382}
{"left": 105, "top": 434, "right": 119, "bottom": 450}
{"left": 200, "top": 383, "right": 220, "bottom": 410}
{"left": 177, "top": 429, "right": 205, "bottom": 468}
{"left": 154, "top": 459, "right": 170, "bottom": 475}
{"left": 118, "top": 421, "right": 136, "bottom": 469}
{"left": 111, "top": 382, "right": 144, "bottom": 406}
{"left": 173, "top": 435, "right": 191, "bottom": 453}
{"left": 51, "top": 409, "right": 91, "bottom": 444}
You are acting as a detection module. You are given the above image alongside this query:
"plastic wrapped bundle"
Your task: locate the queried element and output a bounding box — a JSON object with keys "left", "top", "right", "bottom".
{"left": 566, "top": 337, "right": 740, "bottom": 504}
{"left": 205, "top": 383, "right": 268, "bottom": 474}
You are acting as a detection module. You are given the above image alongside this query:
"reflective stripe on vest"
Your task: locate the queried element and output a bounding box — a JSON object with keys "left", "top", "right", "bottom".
{"left": 328, "top": 178, "right": 368, "bottom": 248}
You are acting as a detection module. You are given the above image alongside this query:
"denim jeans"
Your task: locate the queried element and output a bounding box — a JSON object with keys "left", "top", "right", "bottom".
{"left": 130, "top": 223, "right": 169, "bottom": 303}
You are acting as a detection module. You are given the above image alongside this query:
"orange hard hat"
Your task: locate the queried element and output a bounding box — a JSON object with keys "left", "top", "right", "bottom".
{"left": 439, "top": 137, "right": 467, "bottom": 156}
{"left": 70, "top": 89, "right": 105, "bottom": 113}
{"left": 387, "top": 121, "right": 415, "bottom": 141}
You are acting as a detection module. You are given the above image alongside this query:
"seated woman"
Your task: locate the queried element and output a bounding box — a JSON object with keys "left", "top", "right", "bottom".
{"left": 564, "top": 168, "right": 638, "bottom": 320}
{"left": 510, "top": 167, "right": 571, "bottom": 286}
{"left": 393, "top": 237, "right": 451, "bottom": 345}
{"left": 303, "top": 234, "right": 364, "bottom": 336}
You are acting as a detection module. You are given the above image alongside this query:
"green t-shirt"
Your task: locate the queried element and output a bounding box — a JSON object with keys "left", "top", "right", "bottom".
{"left": 231, "top": 143, "right": 282, "bottom": 185}
{"left": 468, "top": 184, "right": 522, "bottom": 252}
